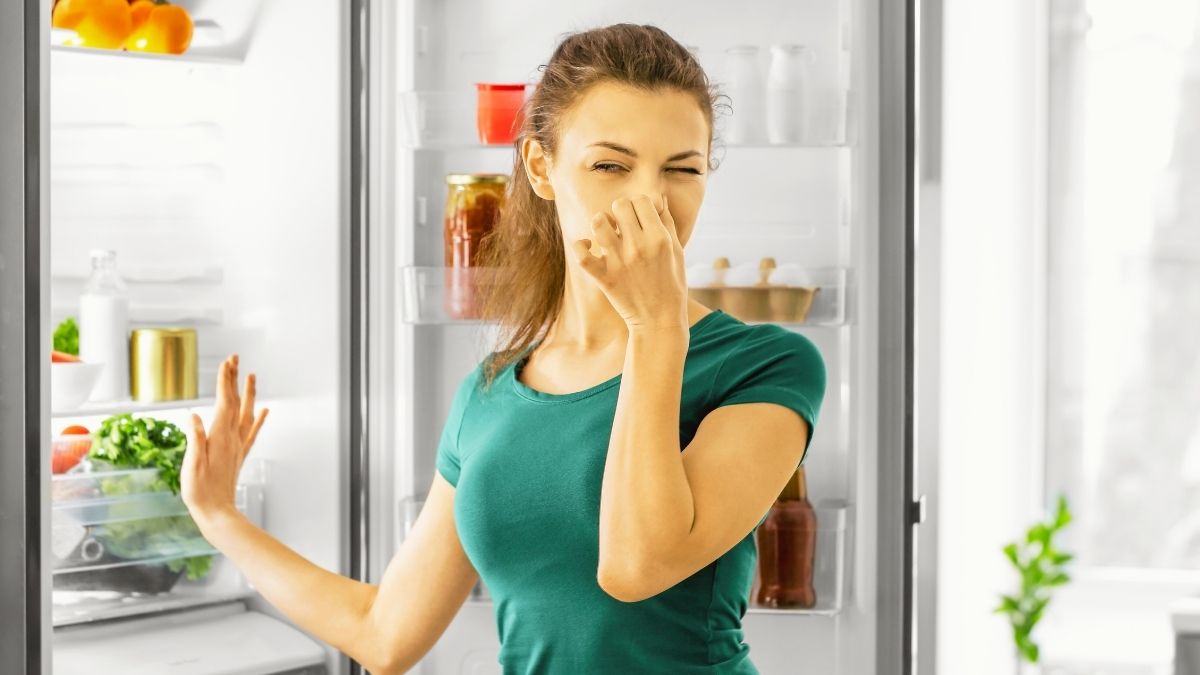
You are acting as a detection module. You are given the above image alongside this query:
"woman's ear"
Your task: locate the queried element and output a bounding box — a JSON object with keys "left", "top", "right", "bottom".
{"left": 522, "top": 138, "right": 556, "bottom": 201}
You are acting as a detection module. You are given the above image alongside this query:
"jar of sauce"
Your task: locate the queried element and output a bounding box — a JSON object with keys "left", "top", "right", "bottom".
{"left": 755, "top": 465, "right": 818, "bottom": 608}
{"left": 444, "top": 173, "right": 508, "bottom": 319}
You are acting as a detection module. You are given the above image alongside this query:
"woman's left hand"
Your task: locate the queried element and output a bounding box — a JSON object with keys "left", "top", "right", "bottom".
{"left": 572, "top": 193, "right": 689, "bottom": 331}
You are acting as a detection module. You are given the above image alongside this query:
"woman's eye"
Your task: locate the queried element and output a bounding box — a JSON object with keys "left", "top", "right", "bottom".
{"left": 590, "top": 163, "right": 703, "bottom": 175}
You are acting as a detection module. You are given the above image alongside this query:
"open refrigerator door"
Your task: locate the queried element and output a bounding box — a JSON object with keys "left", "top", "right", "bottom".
{"left": 43, "top": 0, "right": 351, "bottom": 673}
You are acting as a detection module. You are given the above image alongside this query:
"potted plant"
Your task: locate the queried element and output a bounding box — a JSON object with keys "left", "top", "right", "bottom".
{"left": 995, "top": 493, "right": 1074, "bottom": 675}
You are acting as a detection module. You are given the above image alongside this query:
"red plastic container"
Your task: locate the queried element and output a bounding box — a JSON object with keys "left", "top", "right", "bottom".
{"left": 476, "top": 83, "right": 527, "bottom": 144}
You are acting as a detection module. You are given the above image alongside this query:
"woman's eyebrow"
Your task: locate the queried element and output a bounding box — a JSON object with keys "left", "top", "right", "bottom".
{"left": 587, "top": 141, "right": 704, "bottom": 162}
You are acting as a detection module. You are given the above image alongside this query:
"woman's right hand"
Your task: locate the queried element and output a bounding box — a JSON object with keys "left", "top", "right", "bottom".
{"left": 182, "top": 353, "right": 269, "bottom": 526}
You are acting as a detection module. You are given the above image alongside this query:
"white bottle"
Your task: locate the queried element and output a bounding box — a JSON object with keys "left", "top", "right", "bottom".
{"left": 766, "top": 44, "right": 811, "bottom": 144}
{"left": 79, "top": 249, "right": 130, "bottom": 403}
{"left": 723, "top": 45, "right": 766, "bottom": 144}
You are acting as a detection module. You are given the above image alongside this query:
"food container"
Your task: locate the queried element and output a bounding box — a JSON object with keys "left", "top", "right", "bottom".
{"left": 767, "top": 263, "right": 820, "bottom": 322}
{"left": 687, "top": 257, "right": 730, "bottom": 308}
{"left": 50, "top": 461, "right": 226, "bottom": 594}
{"left": 721, "top": 258, "right": 776, "bottom": 321}
{"left": 444, "top": 173, "right": 508, "bottom": 319}
{"left": 129, "top": 327, "right": 198, "bottom": 402}
{"left": 50, "top": 361, "right": 104, "bottom": 412}
{"left": 476, "top": 83, "right": 527, "bottom": 144}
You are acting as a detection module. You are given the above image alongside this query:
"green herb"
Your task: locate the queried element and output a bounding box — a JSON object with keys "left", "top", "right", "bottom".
{"left": 53, "top": 316, "right": 79, "bottom": 355}
{"left": 994, "top": 493, "right": 1074, "bottom": 665}
{"left": 90, "top": 413, "right": 213, "bottom": 581}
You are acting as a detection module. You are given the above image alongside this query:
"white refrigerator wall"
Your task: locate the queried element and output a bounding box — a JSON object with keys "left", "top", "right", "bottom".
{"left": 383, "top": 1, "right": 883, "bottom": 673}
{"left": 48, "top": 0, "right": 350, "bottom": 671}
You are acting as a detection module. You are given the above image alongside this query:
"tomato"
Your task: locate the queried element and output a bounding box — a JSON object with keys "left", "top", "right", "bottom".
{"left": 61, "top": 425, "right": 90, "bottom": 436}
{"left": 52, "top": 350, "right": 81, "bottom": 363}
{"left": 124, "top": 2, "right": 192, "bottom": 55}
{"left": 51, "top": 434, "right": 92, "bottom": 474}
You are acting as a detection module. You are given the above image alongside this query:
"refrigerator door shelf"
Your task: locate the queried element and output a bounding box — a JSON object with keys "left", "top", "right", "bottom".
{"left": 54, "top": 601, "right": 327, "bottom": 675}
{"left": 399, "top": 264, "right": 847, "bottom": 327}
{"left": 429, "top": 496, "right": 850, "bottom": 617}
{"left": 398, "top": 89, "right": 851, "bottom": 150}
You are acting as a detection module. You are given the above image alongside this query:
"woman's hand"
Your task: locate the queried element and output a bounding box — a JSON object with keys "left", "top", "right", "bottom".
{"left": 571, "top": 193, "right": 689, "bottom": 331}
{"left": 182, "top": 353, "right": 269, "bottom": 526}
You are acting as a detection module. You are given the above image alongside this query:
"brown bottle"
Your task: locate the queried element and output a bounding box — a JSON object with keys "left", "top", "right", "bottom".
{"left": 755, "top": 466, "right": 818, "bottom": 608}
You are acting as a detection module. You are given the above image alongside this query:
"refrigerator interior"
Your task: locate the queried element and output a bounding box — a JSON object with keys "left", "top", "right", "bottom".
{"left": 47, "top": 0, "right": 347, "bottom": 672}
{"left": 377, "top": 0, "right": 883, "bottom": 673}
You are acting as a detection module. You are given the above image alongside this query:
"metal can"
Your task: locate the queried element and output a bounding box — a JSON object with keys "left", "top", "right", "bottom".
{"left": 129, "top": 327, "right": 198, "bottom": 402}
{"left": 444, "top": 173, "right": 507, "bottom": 320}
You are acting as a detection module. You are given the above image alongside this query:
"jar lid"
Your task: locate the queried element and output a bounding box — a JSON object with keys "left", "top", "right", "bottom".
{"left": 475, "top": 83, "right": 527, "bottom": 90}
{"left": 130, "top": 327, "right": 196, "bottom": 337}
{"left": 446, "top": 173, "right": 510, "bottom": 185}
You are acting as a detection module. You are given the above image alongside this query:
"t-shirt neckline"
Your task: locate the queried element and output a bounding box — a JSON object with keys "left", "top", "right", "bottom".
{"left": 508, "top": 309, "right": 728, "bottom": 404}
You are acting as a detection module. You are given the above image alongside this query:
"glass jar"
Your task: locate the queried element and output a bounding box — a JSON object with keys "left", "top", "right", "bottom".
{"left": 444, "top": 173, "right": 508, "bottom": 320}
{"left": 723, "top": 45, "right": 766, "bottom": 144}
{"left": 766, "top": 44, "right": 813, "bottom": 144}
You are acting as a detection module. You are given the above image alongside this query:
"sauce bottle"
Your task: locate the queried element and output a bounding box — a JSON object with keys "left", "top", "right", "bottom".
{"left": 756, "top": 465, "right": 818, "bottom": 608}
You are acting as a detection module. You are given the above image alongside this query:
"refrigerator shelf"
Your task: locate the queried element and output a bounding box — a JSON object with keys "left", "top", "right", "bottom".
{"left": 400, "top": 265, "right": 847, "bottom": 327}
{"left": 51, "top": 395, "right": 217, "bottom": 419}
{"left": 49, "top": 21, "right": 242, "bottom": 66}
{"left": 399, "top": 90, "right": 850, "bottom": 150}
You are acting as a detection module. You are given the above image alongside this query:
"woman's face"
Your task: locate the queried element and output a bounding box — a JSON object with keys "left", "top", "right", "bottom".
{"left": 523, "top": 80, "right": 711, "bottom": 252}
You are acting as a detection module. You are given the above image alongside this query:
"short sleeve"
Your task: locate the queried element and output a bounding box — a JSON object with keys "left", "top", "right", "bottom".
{"left": 711, "top": 327, "right": 827, "bottom": 466}
{"left": 435, "top": 363, "right": 483, "bottom": 487}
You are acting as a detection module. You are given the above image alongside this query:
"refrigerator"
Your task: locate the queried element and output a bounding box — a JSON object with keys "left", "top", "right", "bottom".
{"left": 0, "top": 0, "right": 924, "bottom": 673}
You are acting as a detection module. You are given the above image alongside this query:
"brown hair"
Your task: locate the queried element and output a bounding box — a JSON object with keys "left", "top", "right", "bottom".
{"left": 473, "top": 23, "right": 728, "bottom": 392}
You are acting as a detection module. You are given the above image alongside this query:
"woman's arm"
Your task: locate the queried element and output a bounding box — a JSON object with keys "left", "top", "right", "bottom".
{"left": 194, "top": 508, "right": 385, "bottom": 671}
{"left": 196, "top": 469, "right": 478, "bottom": 674}
{"left": 596, "top": 327, "right": 694, "bottom": 600}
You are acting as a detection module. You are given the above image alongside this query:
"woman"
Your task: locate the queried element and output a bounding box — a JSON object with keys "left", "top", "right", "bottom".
{"left": 182, "top": 23, "right": 826, "bottom": 675}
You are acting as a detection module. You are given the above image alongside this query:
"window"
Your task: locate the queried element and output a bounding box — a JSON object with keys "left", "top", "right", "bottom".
{"left": 1045, "top": 0, "right": 1200, "bottom": 570}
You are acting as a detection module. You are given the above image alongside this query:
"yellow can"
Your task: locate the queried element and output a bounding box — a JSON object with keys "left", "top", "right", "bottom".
{"left": 129, "top": 327, "right": 198, "bottom": 402}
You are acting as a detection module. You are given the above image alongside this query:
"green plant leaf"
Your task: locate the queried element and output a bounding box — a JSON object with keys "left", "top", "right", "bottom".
{"left": 1003, "top": 543, "right": 1020, "bottom": 568}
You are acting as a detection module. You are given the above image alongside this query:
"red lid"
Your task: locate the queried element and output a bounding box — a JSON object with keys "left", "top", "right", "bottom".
{"left": 476, "top": 83, "right": 527, "bottom": 90}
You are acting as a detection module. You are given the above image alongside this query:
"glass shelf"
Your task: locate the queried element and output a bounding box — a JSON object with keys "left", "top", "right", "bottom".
{"left": 399, "top": 265, "right": 846, "bottom": 327}
{"left": 398, "top": 90, "right": 850, "bottom": 150}
{"left": 51, "top": 396, "right": 217, "bottom": 420}
{"left": 49, "top": 21, "right": 243, "bottom": 66}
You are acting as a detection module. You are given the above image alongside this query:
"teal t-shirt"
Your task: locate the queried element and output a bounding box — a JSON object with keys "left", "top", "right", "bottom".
{"left": 436, "top": 308, "right": 826, "bottom": 674}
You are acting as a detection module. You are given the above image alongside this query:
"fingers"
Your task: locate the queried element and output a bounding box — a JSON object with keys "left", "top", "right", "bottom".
{"left": 660, "top": 194, "right": 682, "bottom": 250}
{"left": 589, "top": 212, "right": 621, "bottom": 255}
{"left": 610, "top": 197, "right": 646, "bottom": 253}
{"left": 239, "top": 372, "right": 256, "bottom": 432}
{"left": 190, "top": 413, "right": 207, "bottom": 465}
{"left": 572, "top": 238, "right": 605, "bottom": 279}
{"left": 242, "top": 407, "right": 269, "bottom": 463}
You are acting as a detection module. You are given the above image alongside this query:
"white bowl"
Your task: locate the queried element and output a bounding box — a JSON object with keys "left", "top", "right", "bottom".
{"left": 51, "top": 362, "right": 104, "bottom": 412}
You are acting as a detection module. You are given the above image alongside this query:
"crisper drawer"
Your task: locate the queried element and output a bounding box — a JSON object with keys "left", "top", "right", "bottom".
{"left": 50, "top": 461, "right": 265, "bottom": 626}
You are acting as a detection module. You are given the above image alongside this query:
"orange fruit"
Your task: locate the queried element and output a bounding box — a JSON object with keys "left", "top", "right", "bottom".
{"left": 124, "top": 3, "right": 192, "bottom": 55}
{"left": 128, "top": 0, "right": 153, "bottom": 31}
{"left": 51, "top": 0, "right": 89, "bottom": 29}
{"left": 71, "top": 0, "right": 133, "bottom": 50}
